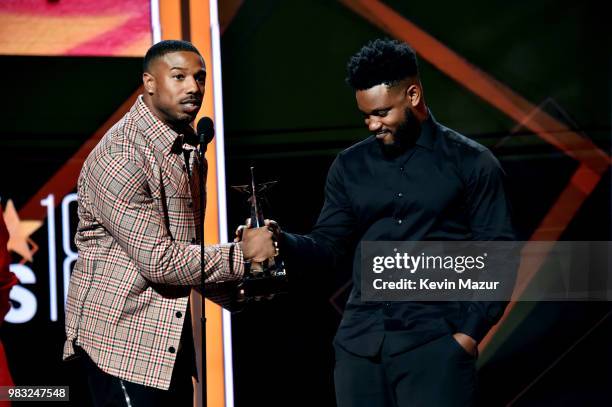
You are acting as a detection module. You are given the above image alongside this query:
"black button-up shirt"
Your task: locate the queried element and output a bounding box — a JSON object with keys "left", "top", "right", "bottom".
{"left": 282, "top": 112, "right": 514, "bottom": 357}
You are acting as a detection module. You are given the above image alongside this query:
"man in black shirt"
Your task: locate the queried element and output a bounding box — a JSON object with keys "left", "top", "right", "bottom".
{"left": 271, "top": 39, "right": 514, "bottom": 406}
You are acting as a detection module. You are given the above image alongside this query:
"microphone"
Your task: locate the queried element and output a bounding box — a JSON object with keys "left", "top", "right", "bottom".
{"left": 197, "top": 117, "right": 215, "bottom": 147}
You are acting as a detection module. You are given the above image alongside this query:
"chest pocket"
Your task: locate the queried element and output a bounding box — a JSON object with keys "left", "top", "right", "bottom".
{"left": 159, "top": 152, "right": 191, "bottom": 198}
{"left": 156, "top": 154, "right": 196, "bottom": 243}
{"left": 163, "top": 196, "right": 196, "bottom": 243}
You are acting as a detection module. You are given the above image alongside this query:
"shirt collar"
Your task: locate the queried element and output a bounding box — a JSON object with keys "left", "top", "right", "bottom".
{"left": 415, "top": 109, "right": 437, "bottom": 151}
{"left": 131, "top": 95, "right": 197, "bottom": 155}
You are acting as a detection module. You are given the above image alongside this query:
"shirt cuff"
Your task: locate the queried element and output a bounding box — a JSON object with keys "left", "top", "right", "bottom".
{"left": 458, "top": 311, "right": 491, "bottom": 343}
{"left": 229, "top": 242, "right": 245, "bottom": 279}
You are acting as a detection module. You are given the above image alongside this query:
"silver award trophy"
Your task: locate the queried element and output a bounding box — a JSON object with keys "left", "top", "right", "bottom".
{"left": 231, "top": 167, "right": 287, "bottom": 302}
{"left": 204, "top": 167, "right": 288, "bottom": 312}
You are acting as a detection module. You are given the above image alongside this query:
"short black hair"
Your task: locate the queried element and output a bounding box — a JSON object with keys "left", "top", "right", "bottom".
{"left": 143, "top": 40, "right": 202, "bottom": 73}
{"left": 346, "top": 38, "right": 419, "bottom": 90}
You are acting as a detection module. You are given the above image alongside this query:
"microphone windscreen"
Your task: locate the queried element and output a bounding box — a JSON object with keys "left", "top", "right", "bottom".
{"left": 197, "top": 117, "right": 215, "bottom": 143}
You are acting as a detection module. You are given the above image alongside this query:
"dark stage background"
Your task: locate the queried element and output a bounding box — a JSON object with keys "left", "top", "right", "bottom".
{"left": 1, "top": 1, "right": 611, "bottom": 406}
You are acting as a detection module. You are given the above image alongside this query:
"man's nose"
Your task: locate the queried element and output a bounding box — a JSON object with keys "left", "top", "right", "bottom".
{"left": 367, "top": 118, "right": 382, "bottom": 132}
{"left": 186, "top": 76, "right": 202, "bottom": 94}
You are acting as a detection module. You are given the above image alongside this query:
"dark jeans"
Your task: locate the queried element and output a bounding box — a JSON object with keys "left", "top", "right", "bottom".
{"left": 334, "top": 333, "right": 477, "bottom": 407}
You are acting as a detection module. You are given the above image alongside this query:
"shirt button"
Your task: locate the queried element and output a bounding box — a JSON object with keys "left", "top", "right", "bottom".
{"left": 397, "top": 192, "right": 403, "bottom": 197}
{"left": 168, "top": 346, "right": 176, "bottom": 354}
{"left": 176, "top": 311, "right": 183, "bottom": 318}
{"left": 182, "top": 164, "right": 187, "bottom": 171}
{"left": 397, "top": 219, "right": 403, "bottom": 225}
{"left": 191, "top": 238, "right": 196, "bottom": 244}
{"left": 400, "top": 167, "right": 404, "bottom": 171}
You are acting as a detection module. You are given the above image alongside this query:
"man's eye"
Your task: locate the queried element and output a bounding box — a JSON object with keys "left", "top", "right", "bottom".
{"left": 377, "top": 110, "right": 389, "bottom": 117}
{"left": 174, "top": 74, "right": 184, "bottom": 80}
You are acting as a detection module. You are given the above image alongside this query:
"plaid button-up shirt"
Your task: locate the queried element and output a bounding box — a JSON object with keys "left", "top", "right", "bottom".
{"left": 63, "top": 96, "right": 244, "bottom": 390}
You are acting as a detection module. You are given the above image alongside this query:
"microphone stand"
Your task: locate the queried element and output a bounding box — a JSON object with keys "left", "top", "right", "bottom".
{"left": 198, "top": 133, "right": 207, "bottom": 407}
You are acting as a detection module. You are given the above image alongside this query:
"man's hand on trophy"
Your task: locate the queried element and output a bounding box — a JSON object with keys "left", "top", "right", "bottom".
{"left": 239, "top": 227, "right": 276, "bottom": 262}
{"left": 235, "top": 219, "right": 282, "bottom": 242}
{"left": 263, "top": 219, "right": 281, "bottom": 241}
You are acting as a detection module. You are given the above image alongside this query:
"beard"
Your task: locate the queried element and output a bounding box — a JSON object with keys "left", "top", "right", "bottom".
{"left": 377, "top": 107, "right": 421, "bottom": 158}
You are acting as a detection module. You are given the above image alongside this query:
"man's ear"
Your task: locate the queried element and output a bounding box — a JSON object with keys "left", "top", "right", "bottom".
{"left": 143, "top": 72, "right": 156, "bottom": 95}
{"left": 406, "top": 84, "right": 421, "bottom": 107}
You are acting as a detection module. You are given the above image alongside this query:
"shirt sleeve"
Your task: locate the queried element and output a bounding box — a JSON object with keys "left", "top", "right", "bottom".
{"left": 459, "top": 149, "right": 517, "bottom": 342}
{"left": 281, "top": 155, "right": 357, "bottom": 273}
{"left": 86, "top": 151, "right": 243, "bottom": 285}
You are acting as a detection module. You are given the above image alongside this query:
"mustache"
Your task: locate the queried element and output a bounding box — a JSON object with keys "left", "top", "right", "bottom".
{"left": 180, "top": 97, "right": 202, "bottom": 104}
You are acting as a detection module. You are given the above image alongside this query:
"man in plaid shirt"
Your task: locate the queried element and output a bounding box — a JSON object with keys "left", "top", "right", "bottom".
{"left": 64, "top": 40, "right": 276, "bottom": 406}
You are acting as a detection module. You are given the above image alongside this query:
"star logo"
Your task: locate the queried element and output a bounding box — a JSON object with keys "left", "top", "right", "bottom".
{"left": 2, "top": 200, "right": 42, "bottom": 263}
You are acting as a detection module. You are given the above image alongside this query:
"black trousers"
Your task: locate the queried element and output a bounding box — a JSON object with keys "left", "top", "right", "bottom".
{"left": 334, "top": 333, "right": 477, "bottom": 407}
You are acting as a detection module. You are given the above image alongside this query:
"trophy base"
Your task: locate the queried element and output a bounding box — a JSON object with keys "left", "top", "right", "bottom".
{"left": 203, "top": 271, "right": 288, "bottom": 312}
{"left": 238, "top": 271, "right": 287, "bottom": 299}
